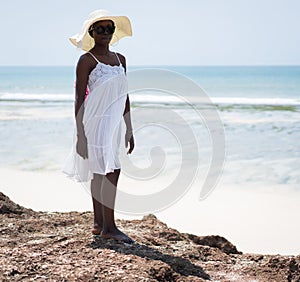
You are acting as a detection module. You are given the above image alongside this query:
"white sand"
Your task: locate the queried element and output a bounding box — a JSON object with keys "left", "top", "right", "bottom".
{"left": 1, "top": 167, "right": 299, "bottom": 256}
{"left": 155, "top": 182, "right": 300, "bottom": 256}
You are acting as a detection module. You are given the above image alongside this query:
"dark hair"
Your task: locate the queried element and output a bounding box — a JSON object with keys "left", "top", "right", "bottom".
{"left": 88, "top": 20, "right": 115, "bottom": 37}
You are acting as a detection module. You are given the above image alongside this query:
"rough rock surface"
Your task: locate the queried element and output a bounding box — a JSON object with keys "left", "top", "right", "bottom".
{"left": 0, "top": 192, "right": 299, "bottom": 281}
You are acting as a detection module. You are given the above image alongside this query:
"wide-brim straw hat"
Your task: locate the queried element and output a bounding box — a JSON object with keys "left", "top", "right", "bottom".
{"left": 69, "top": 9, "right": 132, "bottom": 51}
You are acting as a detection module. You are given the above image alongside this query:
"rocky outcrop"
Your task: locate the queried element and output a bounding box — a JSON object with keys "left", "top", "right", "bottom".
{"left": 0, "top": 192, "right": 34, "bottom": 215}
{"left": 0, "top": 192, "right": 299, "bottom": 281}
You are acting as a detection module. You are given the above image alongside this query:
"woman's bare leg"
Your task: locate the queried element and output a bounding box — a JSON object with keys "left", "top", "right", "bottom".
{"left": 100, "top": 169, "right": 134, "bottom": 244}
{"left": 91, "top": 174, "right": 104, "bottom": 234}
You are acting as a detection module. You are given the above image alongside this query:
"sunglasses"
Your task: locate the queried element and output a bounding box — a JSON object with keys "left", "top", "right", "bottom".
{"left": 90, "top": 25, "right": 115, "bottom": 35}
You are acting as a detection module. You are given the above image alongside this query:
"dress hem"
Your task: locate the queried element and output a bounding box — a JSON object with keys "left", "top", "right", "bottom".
{"left": 61, "top": 166, "right": 122, "bottom": 183}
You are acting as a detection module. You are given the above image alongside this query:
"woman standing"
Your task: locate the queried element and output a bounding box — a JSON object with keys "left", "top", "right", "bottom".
{"left": 63, "top": 10, "right": 134, "bottom": 244}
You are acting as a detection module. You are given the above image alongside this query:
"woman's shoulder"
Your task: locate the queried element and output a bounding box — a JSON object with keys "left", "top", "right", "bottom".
{"left": 115, "top": 52, "right": 126, "bottom": 69}
{"left": 76, "top": 52, "right": 96, "bottom": 68}
{"left": 78, "top": 52, "right": 95, "bottom": 63}
{"left": 116, "top": 52, "right": 125, "bottom": 62}
{"left": 75, "top": 53, "right": 97, "bottom": 74}
{"left": 115, "top": 52, "right": 125, "bottom": 59}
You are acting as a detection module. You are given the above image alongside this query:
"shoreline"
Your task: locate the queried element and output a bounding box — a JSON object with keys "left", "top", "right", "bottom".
{"left": 1, "top": 166, "right": 299, "bottom": 256}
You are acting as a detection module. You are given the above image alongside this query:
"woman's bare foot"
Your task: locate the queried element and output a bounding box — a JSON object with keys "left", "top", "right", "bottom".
{"left": 92, "top": 223, "right": 102, "bottom": 235}
{"left": 101, "top": 228, "right": 134, "bottom": 244}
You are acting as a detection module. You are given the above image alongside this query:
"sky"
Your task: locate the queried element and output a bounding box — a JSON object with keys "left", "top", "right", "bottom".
{"left": 0, "top": 0, "right": 299, "bottom": 66}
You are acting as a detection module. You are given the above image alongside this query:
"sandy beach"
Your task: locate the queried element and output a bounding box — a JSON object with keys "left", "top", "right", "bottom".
{"left": 1, "top": 166, "right": 299, "bottom": 256}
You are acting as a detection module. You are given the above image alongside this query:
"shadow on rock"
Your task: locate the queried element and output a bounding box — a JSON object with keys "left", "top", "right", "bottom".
{"left": 86, "top": 237, "right": 210, "bottom": 280}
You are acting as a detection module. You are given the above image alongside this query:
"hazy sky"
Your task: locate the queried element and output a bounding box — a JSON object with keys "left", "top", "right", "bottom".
{"left": 0, "top": 0, "right": 299, "bottom": 66}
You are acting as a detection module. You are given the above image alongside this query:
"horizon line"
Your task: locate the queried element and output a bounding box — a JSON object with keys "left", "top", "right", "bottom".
{"left": 1, "top": 64, "right": 300, "bottom": 67}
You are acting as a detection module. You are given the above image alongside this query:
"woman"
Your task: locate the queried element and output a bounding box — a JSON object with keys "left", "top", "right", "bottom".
{"left": 63, "top": 10, "right": 134, "bottom": 244}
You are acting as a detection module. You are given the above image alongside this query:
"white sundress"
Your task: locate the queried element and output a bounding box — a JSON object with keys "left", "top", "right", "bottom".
{"left": 62, "top": 52, "right": 128, "bottom": 182}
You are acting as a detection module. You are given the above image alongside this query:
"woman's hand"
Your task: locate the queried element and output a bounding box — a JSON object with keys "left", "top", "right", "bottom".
{"left": 76, "top": 133, "right": 88, "bottom": 159}
{"left": 125, "top": 129, "right": 134, "bottom": 154}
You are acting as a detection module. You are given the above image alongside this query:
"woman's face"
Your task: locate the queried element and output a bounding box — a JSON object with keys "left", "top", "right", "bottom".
{"left": 91, "top": 20, "right": 115, "bottom": 45}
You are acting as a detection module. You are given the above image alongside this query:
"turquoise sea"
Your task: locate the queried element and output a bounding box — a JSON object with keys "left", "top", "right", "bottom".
{"left": 0, "top": 65, "right": 299, "bottom": 191}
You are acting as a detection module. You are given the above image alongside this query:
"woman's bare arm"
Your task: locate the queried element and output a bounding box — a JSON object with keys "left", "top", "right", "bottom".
{"left": 119, "top": 53, "right": 134, "bottom": 154}
{"left": 75, "top": 55, "right": 92, "bottom": 159}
